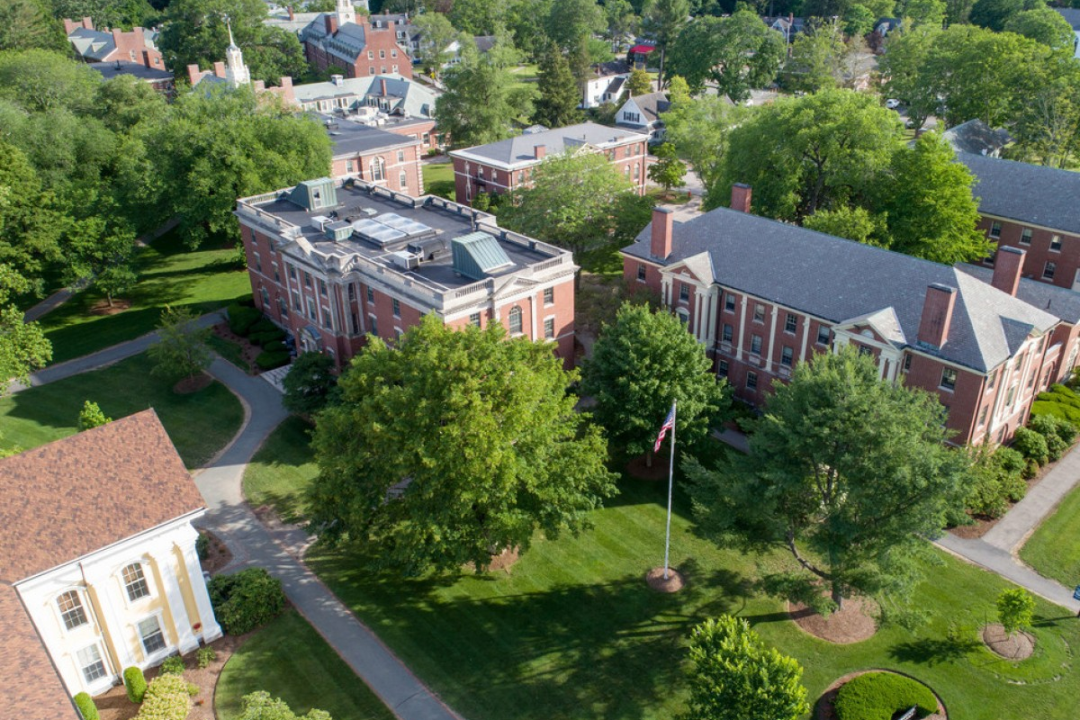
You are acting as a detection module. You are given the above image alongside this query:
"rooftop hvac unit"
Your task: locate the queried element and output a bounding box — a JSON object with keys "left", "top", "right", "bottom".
{"left": 390, "top": 250, "right": 419, "bottom": 270}
{"left": 311, "top": 215, "right": 332, "bottom": 232}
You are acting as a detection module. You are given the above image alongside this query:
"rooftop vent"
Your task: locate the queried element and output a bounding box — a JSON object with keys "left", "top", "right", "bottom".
{"left": 451, "top": 232, "right": 514, "bottom": 280}
{"left": 288, "top": 178, "right": 337, "bottom": 211}
{"left": 325, "top": 220, "right": 353, "bottom": 242}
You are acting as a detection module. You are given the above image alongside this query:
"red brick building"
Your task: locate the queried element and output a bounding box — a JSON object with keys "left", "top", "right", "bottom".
{"left": 448, "top": 122, "right": 650, "bottom": 205}
{"left": 320, "top": 115, "right": 424, "bottom": 193}
{"left": 622, "top": 187, "right": 1080, "bottom": 445}
{"left": 236, "top": 178, "right": 577, "bottom": 368}
{"left": 300, "top": 0, "right": 413, "bottom": 80}
{"left": 961, "top": 152, "right": 1080, "bottom": 292}
{"left": 65, "top": 17, "right": 172, "bottom": 93}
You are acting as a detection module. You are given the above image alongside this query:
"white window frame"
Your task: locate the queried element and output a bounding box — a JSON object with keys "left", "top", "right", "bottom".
{"left": 57, "top": 589, "right": 89, "bottom": 632}
{"left": 76, "top": 643, "right": 109, "bottom": 685}
{"left": 121, "top": 562, "right": 151, "bottom": 604}
{"left": 136, "top": 612, "right": 169, "bottom": 660}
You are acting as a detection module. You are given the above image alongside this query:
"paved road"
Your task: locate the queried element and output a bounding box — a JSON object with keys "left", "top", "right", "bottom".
{"left": 195, "top": 360, "right": 464, "bottom": 720}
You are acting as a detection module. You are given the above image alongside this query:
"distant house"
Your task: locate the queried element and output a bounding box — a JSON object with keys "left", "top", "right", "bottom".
{"left": 300, "top": 0, "right": 413, "bottom": 79}
{"left": 0, "top": 411, "right": 222, "bottom": 709}
{"left": 263, "top": 4, "right": 322, "bottom": 36}
{"left": 628, "top": 43, "right": 655, "bottom": 69}
{"left": 582, "top": 60, "right": 631, "bottom": 109}
{"left": 762, "top": 15, "right": 806, "bottom": 43}
{"left": 1055, "top": 8, "right": 1080, "bottom": 59}
{"left": 63, "top": 17, "right": 172, "bottom": 93}
{"left": 942, "top": 119, "right": 1012, "bottom": 158}
{"left": 615, "top": 90, "right": 670, "bottom": 142}
{"left": 449, "top": 122, "right": 650, "bottom": 204}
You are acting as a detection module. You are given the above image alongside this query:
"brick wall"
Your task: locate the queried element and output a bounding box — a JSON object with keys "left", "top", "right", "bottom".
{"left": 980, "top": 216, "right": 1080, "bottom": 290}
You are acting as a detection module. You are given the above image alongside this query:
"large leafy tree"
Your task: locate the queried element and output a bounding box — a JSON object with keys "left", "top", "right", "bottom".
{"left": 544, "top": 0, "right": 604, "bottom": 52}
{"left": 685, "top": 348, "right": 968, "bottom": 611}
{"left": 499, "top": 152, "right": 635, "bottom": 261}
{"left": 604, "top": 0, "right": 638, "bottom": 50}
{"left": 779, "top": 21, "right": 851, "bottom": 94}
{"left": 642, "top": 0, "right": 690, "bottom": 88}
{"left": 1010, "top": 61, "right": 1080, "bottom": 169}
{"left": 282, "top": 351, "right": 339, "bottom": 416}
{"left": 533, "top": 43, "right": 582, "bottom": 127}
{"left": 1004, "top": 7, "right": 1077, "bottom": 55}
{"left": 582, "top": 302, "right": 728, "bottom": 461}
{"left": 436, "top": 41, "right": 532, "bottom": 147}
{"left": 412, "top": 12, "right": 463, "bottom": 79}
{"left": 969, "top": 0, "right": 1035, "bottom": 31}
{"left": 0, "top": 141, "right": 64, "bottom": 293}
{"left": 148, "top": 306, "right": 213, "bottom": 382}
{"left": 666, "top": 11, "right": 784, "bottom": 102}
{"left": 0, "top": 264, "right": 51, "bottom": 393}
{"left": 51, "top": 0, "right": 158, "bottom": 30}
{"left": 682, "top": 616, "right": 809, "bottom": 720}
{"left": 879, "top": 24, "right": 941, "bottom": 133}
{"left": 146, "top": 87, "right": 331, "bottom": 246}
{"left": 0, "top": 0, "right": 68, "bottom": 52}
{"left": 664, "top": 96, "right": 744, "bottom": 192}
{"left": 0, "top": 49, "right": 100, "bottom": 114}
{"left": 308, "top": 316, "right": 617, "bottom": 573}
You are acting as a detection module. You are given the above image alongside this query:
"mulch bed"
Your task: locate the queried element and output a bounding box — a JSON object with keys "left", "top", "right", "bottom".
{"left": 199, "top": 529, "right": 233, "bottom": 575}
{"left": 788, "top": 594, "right": 879, "bottom": 644}
{"left": 815, "top": 670, "right": 948, "bottom": 720}
{"left": 646, "top": 566, "right": 685, "bottom": 593}
{"left": 464, "top": 547, "right": 521, "bottom": 574}
{"left": 212, "top": 322, "right": 262, "bottom": 374}
{"left": 982, "top": 623, "right": 1036, "bottom": 660}
{"left": 89, "top": 299, "right": 132, "bottom": 316}
{"left": 174, "top": 372, "right": 213, "bottom": 394}
{"left": 626, "top": 453, "right": 671, "bottom": 481}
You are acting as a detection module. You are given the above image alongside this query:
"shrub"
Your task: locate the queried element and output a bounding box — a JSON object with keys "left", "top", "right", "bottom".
{"left": 997, "top": 588, "right": 1035, "bottom": 635}
{"left": 1012, "top": 427, "right": 1049, "bottom": 466}
{"left": 196, "top": 646, "right": 217, "bottom": 669}
{"left": 207, "top": 568, "right": 285, "bottom": 635}
{"left": 74, "top": 692, "right": 99, "bottom": 720}
{"left": 160, "top": 655, "right": 185, "bottom": 675}
{"left": 249, "top": 329, "right": 286, "bottom": 347}
{"left": 196, "top": 532, "right": 210, "bottom": 561}
{"left": 124, "top": 666, "right": 148, "bottom": 703}
{"left": 227, "top": 305, "right": 262, "bottom": 336}
{"left": 135, "top": 674, "right": 191, "bottom": 720}
{"left": 255, "top": 350, "right": 291, "bottom": 371}
{"left": 834, "top": 672, "right": 937, "bottom": 720}
{"left": 238, "top": 295, "right": 256, "bottom": 308}
{"left": 262, "top": 340, "right": 287, "bottom": 355}
{"left": 1029, "top": 413, "right": 1078, "bottom": 447}
{"left": 962, "top": 445, "right": 1027, "bottom": 519}
{"left": 250, "top": 318, "right": 278, "bottom": 335}
{"left": 239, "top": 691, "right": 333, "bottom": 720}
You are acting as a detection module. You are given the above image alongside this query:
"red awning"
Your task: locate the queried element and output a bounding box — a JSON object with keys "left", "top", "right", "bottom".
{"left": 629, "top": 44, "right": 655, "bottom": 54}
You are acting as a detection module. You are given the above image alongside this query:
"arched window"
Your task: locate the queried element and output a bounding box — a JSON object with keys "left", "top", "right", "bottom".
{"left": 57, "top": 590, "right": 88, "bottom": 630}
{"left": 370, "top": 157, "right": 385, "bottom": 182}
{"left": 122, "top": 563, "right": 150, "bottom": 602}
{"left": 508, "top": 306, "right": 523, "bottom": 335}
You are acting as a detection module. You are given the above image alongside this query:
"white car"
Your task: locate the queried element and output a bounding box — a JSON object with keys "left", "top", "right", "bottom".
{"left": 885, "top": 99, "right": 901, "bottom": 110}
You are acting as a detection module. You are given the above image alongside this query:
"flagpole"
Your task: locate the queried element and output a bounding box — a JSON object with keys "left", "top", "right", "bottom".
{"left": 663, "top": 400, "right": 676, "bottom": 581}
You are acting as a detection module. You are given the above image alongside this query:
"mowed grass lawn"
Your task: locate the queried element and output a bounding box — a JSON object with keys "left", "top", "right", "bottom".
{"left": 0, "top": 353, "right": 243, "bottom": 468}
{"left": 244, "top": 417, "right": 318, "bottom": 523}
{"left": 215, "top": 610, "right": 393, "bottom": 720}
{"left": 1020, "top": 482, "right": 1080, "bottom": 587}
{"left": 251, "top": 427, "right": 1080, "bottom": 720}
{"left": 422, "top": 161, "right": 455, "bottom": 200}
{"left": 38, "top": 230, "right": 251, "bottom": 364}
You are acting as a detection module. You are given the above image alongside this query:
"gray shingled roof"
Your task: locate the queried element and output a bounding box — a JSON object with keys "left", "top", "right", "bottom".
{"left": 1055, "top": 8, "right": 1080, "bottom": 29}
{"left": 292, "top": 74, "right": 438, "bottom": 117}
{"left": 959, "top": 152, "right": 1080, "bottom": 235}
{"left": 319, "top": 115, "right": 416, "bottom": 156}
{"left": 629, "top": 91, "right": 670, "bottom": 123}
{"left": 958, "top": 263, "right": 1080, "bottom": 324}
{"left": 622, "top": 207, "right": 1059, "bottom": 372}
{"left": 451, "top": 122, "right": 648, "bottom": 168}
{"left": 89, "top": 60, "right": 173, "bottom": 81}
{"left": 942, "top": 120, "right": 1011, "bottom": 157}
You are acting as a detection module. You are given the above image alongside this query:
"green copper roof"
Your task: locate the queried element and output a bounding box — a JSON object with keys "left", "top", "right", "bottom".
{"left": 451, "top": 232, "right": 514, "bottom": 280}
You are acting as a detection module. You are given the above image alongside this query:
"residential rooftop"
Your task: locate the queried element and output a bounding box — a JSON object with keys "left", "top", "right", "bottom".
{"left": 292, "top": 73, "right": 438, "bottom": 118}
{"left": 450, "top": 122, "right": 649, "bottom": 169}
{"left": 237, "top": 179, "right": 574, "bottom": 303}
{"left": 623, "top": 207, "right": 1059, "bottom": 373}
{"left": 942, "top": 119, "right": 1011, "bottom": 157}
{"left": 959, "top": 152, "right": 1080, "bottom": 235}
{"left": 0, "top": 585, "right": 76, "bottom": 720}
{"left": 89, "top": 59, "right": 173, "bottom": 82}
{"left": 959, "top": 263, "right": 1080, "bottom": 325}
{"left": 317, "top": 114, "right": 420, "bottom": 157}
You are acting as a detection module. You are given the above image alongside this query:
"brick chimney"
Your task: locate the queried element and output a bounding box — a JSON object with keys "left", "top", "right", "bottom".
{"left": 992, "top": 246, "right": 1025, "bottom": 297}
{"left": 731, "top": 183, "right": 752, "bottom": 213}
{"left": 186, "top": 64, "right": 202, "bottom": 85}
{"left": 213, "top": 61, "right": 226, "bottom": 78}
{"left": 325, "top": 14, "right": 338, "bottom": 35}
{"left": 111, "top": 28, "right": 123, "bottom": 50}
{"left": 253, "top": 79, "right": 266, "bottom": 92}
{"left": 279, "top": 75, "right": 295, "bottom": 104}
{"left": 651, "top": 207, "right": 674, "bottom": 260}
{"left": 918, "top": 284, "right": 957, "bottom": 349}
{"left": 380, "top": 78, "right": 387, "bottom": 96}
{"left": 82, "top": 16, "right": 94, "bottom": 30}
{"left": 133, "top": 27, "right": 144, "bottom": 46}
{"left": 534, "top": 144, "right": 546, "bottom": 159}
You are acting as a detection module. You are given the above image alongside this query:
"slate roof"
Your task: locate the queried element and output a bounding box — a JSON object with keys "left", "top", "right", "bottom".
{"left": 0, "top": 585, "right": 77, "bottom": 720}
{"left": 451, "top": 122, "right": 649, "bottom": 169}
{"left": 68, "top": 27, "right": 117, "bottom": 61}
{"left": 628, "top": 91, "right": 670, "bottom": 123}
{"left": 292, "top": 74, "right": 438, "bottom": 117}
{"left": 958, "top": 264, "right": 1080, "bottom": 324}
{"left": 942, "top": 120, "right": 1011, "bottom": 157}
{"left": 959, "top": 152, "right": 1080, "bottom": 235}
{"left": 320, "top": 114, "right": 418, "bottom": 156}
{"left": 89, "top": 60, "right": 173, "bottom": 82}
{"left": 0, "top": 410, "right": 205, "bottom": 583}
{"left": 623, "top": 207, "right": 1059, "bottom": 372}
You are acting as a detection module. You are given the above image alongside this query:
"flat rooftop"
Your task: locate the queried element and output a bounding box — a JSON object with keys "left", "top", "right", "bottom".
{"left": 241, "top": 181, "right": 569, "bottom": 295}
{"left": 317, "top": 114, "right": 429, "bottom": 157}
{"left": 90, "top": 60, "right": 173, "bottom": 81}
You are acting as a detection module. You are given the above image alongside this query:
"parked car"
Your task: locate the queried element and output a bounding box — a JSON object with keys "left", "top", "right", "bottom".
{"left": 885, "top": 98, "right": 901, "bottom": 110}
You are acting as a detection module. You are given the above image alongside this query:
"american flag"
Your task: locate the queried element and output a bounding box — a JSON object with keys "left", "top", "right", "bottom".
{"left": 654, "top": 404, "right": 676, "bottom": 453}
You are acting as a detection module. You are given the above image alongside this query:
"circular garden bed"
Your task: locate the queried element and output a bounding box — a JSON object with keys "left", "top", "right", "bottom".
{"left": 818, "top": 670, "right": 946, "bottom": 720}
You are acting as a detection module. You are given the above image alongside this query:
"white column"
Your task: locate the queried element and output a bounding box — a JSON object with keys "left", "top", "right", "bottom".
{"left": 764, "top": 306, "right": 779, "bottom": 373}
{"left": 736, "top": 296, "right": 748, "bottom": 361}
{"left": 529, "top": 294, "right": 537, "bottom": 339}
{"left": 150, "top": 541, "right": 199, "bottom": 654}
{"left": 799, "top": 315, "right": 810, "bottom": 361}
{"left": 177, "top": 527, "right": 222, "bottom": 643}
{"left": 879, "top": 356, "right": 888, "bottom": 380}
{"left": 705, "top": 290, "right": 719, "bottom": 346}
{"left": 661, "top": 277, "right": 672, "bottom": 307}
{"left": 694, "top": 290, "right": 704, "bottom": 342}
{"left": 81, "top": 566, "right": 137, "bottom": 673}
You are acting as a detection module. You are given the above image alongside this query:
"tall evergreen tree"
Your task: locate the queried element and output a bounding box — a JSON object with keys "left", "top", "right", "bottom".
{"left": 533, "top": 43, "right": 582, "bottom": 127}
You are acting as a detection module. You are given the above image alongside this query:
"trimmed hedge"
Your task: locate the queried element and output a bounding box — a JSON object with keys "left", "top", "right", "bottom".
{"left": 262, "top": 340, "right": 288, "bottom": 354}
{"left": 207, "top": 567, "right": 286, "bottom": 635}
{"left": 835, "top": 672, "right": 937, "bottom": 720}
{"left": 134, "top": 674, "right": 191, "bottom": 720}
{"left": 249, "top": 318, "right": 278, "bottom": 336}
{"left": 255, "top": 350, "right": 291, "bottom": 371}
{"left": 74, "top": 692, "right": 99, "bottom": 720}
{"left": 124, "top": 665, "right": 148, "bottom": 703}
{"left": 227, "top": 305, "right": 262, "bottom": 336}
{"left": 1031, "top": 384, "right": 1080, "bottom": 425}
{"left": 249, "top": 329, "right": 286, "bottom": 347}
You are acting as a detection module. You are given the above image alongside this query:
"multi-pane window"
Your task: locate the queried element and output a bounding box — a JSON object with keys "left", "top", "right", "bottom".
{"left": 397, "top": 150, "right": 405, "bottom": 162}
{"left": 978, "top": 407, "right": 988, "bottom": 427}
{"left": 400, "top": 171, "right": 408, "bottom": 189}
{"left": 746, "top": 371, "right": 758, "bottom": 390}
{"left": 348, "top": 283, "right": 355, "bottom": 300}
{"left": 57, "top": 591, "right": 88, "bottom": 630}
{"left": 637, "top": 263, "right": 646, "bottom": 281}
{"left": 138, "top": 616, "right": 166, "bottom": 655}
{"left": 940, "top": 367, "right": 957, "bottom": 391}
{"left": 750, "top": 335, "right": 762, "bottom": 354}
{"left": 989, "top": 221, "right": 1001, "bottom": 239}
{"left": 369, "top": 314, "right": 378, "bottom": 336}
{"left": 260, "top": 288, "right": 270, "bottom": 308}
{"left": 679, "top": 283, "right": 690, "bottom": 302}
{"left": 304, "top": 272, "right": 312, "bottom": 289}
{"left": 288, "top": 265, "right": 297, "bottom": 281}
{"left": 722, "top": 324, "right": 733, "bottom": 343}
{"left": 273, "top": 265, "right": 280, "bottom": 283}
{"left": 1043, "top": 261, "right": 1057, "bottom": 280}
{"left": 392, "top": 298, "right": 401, "bottom": 317}
{"left": 292, "top": 291, "right": 301, "bottom": 312}
{"left": 77, "top": 644, "right": 107, "bottom": 684}
{"left": 544, "top": 317, "right": 555, "bottom": 339}
{"left": 753, "top": 304, "right": 765, "bottom": 323}
{"left": 323, "top": 312, "right": 332, "bottom": 331}
{"left": 508, "top": 306, "right": 523, "bottom": 334}
{"left": 351, "top": 312, "right": 360, "bottom": 335}
{"left": 717, "top": 360, "right": 729, "bottom": 377}
{"left": 1005, "top": 385, "right": 1017, "bottom": 406}
{"left": 306, "top": 299, "right": 316, "bottom": 321}
{"left": 988, "top": 369, "right": 997, "bottom": 389}
{"left": 319, "top": 280, "right": 327, "bottom": 297}
{"left": 543, "top": 287, "right": 554, "bottom": 305}
{"left": 903, "top": 354, "right": 912, "bottom": 372}
{"left": 1050, "top": 235, "right": 1062, "bottom": 252}
{"left": 470, "top": 312, "right": 481, "bottom": 327}
{"left": 1020, "top": 228, "right": 1032, "bottom": 245}
{"left": 122, "top": 563, "right": 150, "bottom": 602}
{"left": 279, "top": 298, "right": 289, "bottom": 320}
{"left": 253, "top": 253, "right": 262, "bottom": 273}
{"left": 366, "top": 286, "right": 375, "bottom": 304}
{"left": 724, "top": 293, "right": 736, "bottom": 312}
{"left": 816, "top": 326, "right": 830, "bottom": 345}
{"left": 784, "top": 313, "right": 797, "bottom": 334}
{"left": 781, "top": 346, "right": 794, "bottom": 366}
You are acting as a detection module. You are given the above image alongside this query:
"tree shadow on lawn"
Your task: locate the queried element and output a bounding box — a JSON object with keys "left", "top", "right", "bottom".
{"left": 888, "top": 635, "right": 984, "bottom": 667}
{"left": 313, "top": 552, "right": 754, "bottom": 720}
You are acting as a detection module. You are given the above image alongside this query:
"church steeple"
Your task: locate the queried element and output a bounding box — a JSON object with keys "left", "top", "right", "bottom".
{"left": 223, "top": 17, "right": 250, "bottom": 88}
{"left": 336, "top": 0, "right": 356, "bottom": 26}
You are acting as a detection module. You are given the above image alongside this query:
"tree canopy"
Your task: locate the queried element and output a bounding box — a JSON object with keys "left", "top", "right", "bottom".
{"left": 666, "top": 11, "right": 784, "bottom": 102}
{"left": 435, "top": 40, "right": 532, "bottom": 147}
{"left": 533, "top": 43, "right": 582, "bottom": 127}
{"left": 685, "top": 347, "right": 968, "bottom": 613}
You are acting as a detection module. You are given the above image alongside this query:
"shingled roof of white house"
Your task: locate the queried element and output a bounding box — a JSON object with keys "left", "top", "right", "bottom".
{"left": 451, "top": 122, "right": 648, "bottom": 169}
{"left": 622, "top": 207, "right": 1059, "bottom": 373}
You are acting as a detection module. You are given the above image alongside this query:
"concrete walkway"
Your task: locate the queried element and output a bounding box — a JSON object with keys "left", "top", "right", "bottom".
{"left": 196, "top": 359, "right": 463, "bottom": 720}
{"left": 712, "top": 426, "right": 1080, "bottom": 612}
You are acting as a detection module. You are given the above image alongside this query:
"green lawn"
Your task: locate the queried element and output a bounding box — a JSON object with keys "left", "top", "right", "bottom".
{"left": 0, "top": 353, "right": 243, "bottom": 468}
{"left": 1020, "top": 482, "right": 1080, "bottom": 587}
{"left": 249, "top": 427, "right": 1080, "bottom": 720}
{"left": 243, "top": 416, "right": 318, "bottom": 523}
{"left": 422, "top": 162, "right": 455, "bottom": 201}
{"left": 209, "top": 334, "right": 251, "bottom": 373}
{"left": 37, "top": 230, "right": 251, "bottom": 365}
{"left": 508, "top": 63, "right": 540, "bottom": 92}
{"left": 215, "top": 610, "right": 394, "bottom": 720}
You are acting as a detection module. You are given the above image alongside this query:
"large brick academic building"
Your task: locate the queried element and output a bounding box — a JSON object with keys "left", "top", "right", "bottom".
{"left": 235, "top": 178, "right": 577, "bottom": 367}
{"left": 622, "top": 187, "right": 1080, "bottom": 445}
{"left": 300, "top": 0, "right": 413, "bottom": 79}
